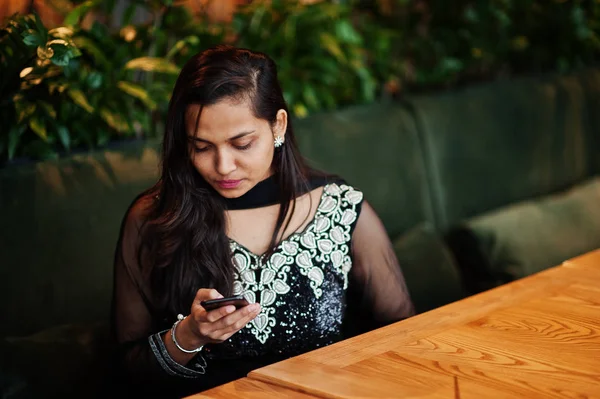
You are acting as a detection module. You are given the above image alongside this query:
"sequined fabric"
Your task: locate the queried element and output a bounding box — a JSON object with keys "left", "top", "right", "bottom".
{"left": 204, "top": 183, "right": 363, "bottom": 360}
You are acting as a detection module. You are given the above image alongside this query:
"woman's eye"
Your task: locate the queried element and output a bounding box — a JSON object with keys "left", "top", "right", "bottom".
{"left": 234, "top": 142, "right": 252, "bottom": 151}
{"left": 194, "top": 146, "right": 209, "bottom": 153}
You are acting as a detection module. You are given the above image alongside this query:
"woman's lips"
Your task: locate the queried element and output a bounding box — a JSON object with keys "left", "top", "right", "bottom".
{"left": 216, "top": 179, "right": 242, "bottom": 189}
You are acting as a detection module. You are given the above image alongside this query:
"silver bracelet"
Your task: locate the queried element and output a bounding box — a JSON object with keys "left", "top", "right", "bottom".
{"left": 171, "top": 314, "right": 204, "bottom": 354}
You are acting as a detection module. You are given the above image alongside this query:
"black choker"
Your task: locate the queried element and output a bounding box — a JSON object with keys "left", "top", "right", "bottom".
{"left": 221, "top": 175, "right": 281, "bottom": 210}
{"left": 220, "top": 173, "right": 337, "bottom": 210}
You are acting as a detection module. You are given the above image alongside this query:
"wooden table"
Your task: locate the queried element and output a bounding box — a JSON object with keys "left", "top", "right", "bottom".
{"left": 191, "top": 249, "right": 600, "bottom": 398}
{"left": 189, "top": 378, "right": 317, "bottom": 398}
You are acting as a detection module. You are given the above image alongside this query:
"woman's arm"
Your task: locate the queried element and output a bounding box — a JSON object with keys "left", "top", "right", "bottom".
{"left": 111, "top": 197, "right": 261, "bottom": 398}
{"left": 111, "top": 199, "right": 209, "bottom": 397}
{"left": 348, "top": 201, "right": 415, "bottom": 330}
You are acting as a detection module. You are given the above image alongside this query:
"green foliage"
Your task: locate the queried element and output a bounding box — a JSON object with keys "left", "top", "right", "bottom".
{"left": 1, "top": 0, "right": 599, "bottom": 163}
{"left": 0, "top": 2, "right": 222, "bottom": 162}
{"left": 373, "top": 0, "right": 600, "bottom": 89}
{"left": 232, "top": 0, "right": 393, "bottom": 117}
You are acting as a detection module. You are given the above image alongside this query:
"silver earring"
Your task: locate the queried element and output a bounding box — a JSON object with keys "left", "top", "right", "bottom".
{"left": 274, "top": 135, "right": 284, "bottom": 148}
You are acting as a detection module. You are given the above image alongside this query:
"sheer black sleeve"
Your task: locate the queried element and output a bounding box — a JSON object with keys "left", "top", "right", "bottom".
{"left": 110, "top": 197, "right": 219, "bottom": 398}
{"left": 346, "top": 200, "right": 415, "bottom": 334}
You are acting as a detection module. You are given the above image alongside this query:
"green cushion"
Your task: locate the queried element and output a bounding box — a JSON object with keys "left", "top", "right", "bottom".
{"left": 407, "top": 69, "right": 596, "bottom": 229}
{"left": 0, "top": 140, "right": 160, "bottom": 337}
{"left": 0, "top": 323, "right": 113, "bottom": 398}
{"left": 447, "top": 176, "right": 600, "bottom": 293}
{"left": 294, "top": 102, "right": 436, "bottom": 238}
{"left": 576, "top": 68, "right": 600, "bottom": 176}
{"left": 392, "top": 223, "right": 465, "bottom": 314}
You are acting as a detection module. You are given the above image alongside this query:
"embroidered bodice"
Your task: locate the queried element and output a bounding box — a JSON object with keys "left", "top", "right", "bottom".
{"left": 204, "top": 183, "right": 362, "bottom": 360}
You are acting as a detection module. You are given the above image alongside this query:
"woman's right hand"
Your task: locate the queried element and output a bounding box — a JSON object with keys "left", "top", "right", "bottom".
{"left": 178, "top": 288, "right": 261, "bottom": 348}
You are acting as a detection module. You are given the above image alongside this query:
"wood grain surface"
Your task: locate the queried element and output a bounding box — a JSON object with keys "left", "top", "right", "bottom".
{"left": 563, "top": 249, "right": 600, "bottom": 269}
{"left": 186, "top": 377, "right": 318, "bottom": 399}
{"left": 246, "top": 250, "right": 600, "bottom": 398}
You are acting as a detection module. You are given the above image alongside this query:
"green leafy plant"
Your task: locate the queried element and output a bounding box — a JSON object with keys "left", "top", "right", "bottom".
{"left": 373, "top": 0, "right": 600, "bottom": 90}
{"left": 232, "top": 0, "right": 394, "bottom": 117}
{"left": 0, "top": 9, "right": 182, "bottom": 162}
{"left": 2, "top": 0, "right": 599, "bottom": 164}
{"left": 0, "top": 0, "right": 226, "bottom": 163}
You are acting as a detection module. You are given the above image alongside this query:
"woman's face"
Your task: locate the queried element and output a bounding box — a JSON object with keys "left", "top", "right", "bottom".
{"left": 185, "top": 97, "right": 287, "bottom": 198}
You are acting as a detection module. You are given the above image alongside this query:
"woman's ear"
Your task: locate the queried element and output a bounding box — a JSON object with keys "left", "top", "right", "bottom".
{"left": 273, "top": 109, "right": 288, "bottom": 139}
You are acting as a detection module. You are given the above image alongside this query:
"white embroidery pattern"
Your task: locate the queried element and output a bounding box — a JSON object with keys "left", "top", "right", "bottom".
{"left": 230, "top": 183, "right": 363, "bottom": 344}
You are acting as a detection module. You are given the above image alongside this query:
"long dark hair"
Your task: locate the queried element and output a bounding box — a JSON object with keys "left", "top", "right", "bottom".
{"left": 142, "top": 45, "right": 312, "bottom": 318}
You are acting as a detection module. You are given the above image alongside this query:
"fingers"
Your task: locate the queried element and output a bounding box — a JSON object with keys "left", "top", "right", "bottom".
{"left": 191, "top": 289, "right": 250, "bottom": 322}
{"left": 188, "top": 288, "right": 261, "bottom": 344}
{"left": 212, "top": 303, "right": 261, "bottom": 338}
{"left": 194, "top": 288, "right": 223, "bottom": 303}
{"left": 204, "top": 305, "right": 236, "bottom": 322}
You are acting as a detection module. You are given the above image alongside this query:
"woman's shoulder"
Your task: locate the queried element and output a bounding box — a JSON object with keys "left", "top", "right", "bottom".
{"left": 308, "top": 172, "right": 362, "bottom": 198}
{"left": 306, "top": 170, "right": 353, "bottom": 191}
{"left": 124, "top": 191, "right": 157, "bottom": 229}
{"left": 305, "top": 174, "right": 364, "bottom": 224}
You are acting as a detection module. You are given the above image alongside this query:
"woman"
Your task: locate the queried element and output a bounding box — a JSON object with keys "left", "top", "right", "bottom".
{"left": 111, "top": 45, "right": 414, "bottom": 398}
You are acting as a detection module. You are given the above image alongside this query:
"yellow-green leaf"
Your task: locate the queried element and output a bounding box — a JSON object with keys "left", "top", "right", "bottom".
{"left": 166, "top": 36, "right": 199, "bottom": 59}
{"left": 100, "top": 108, "right": 129, "bottom": 133}
{"left": 16, "top": 102, "right": 36, "bottom": 123}
{"left": 302, "top": 85, "right": 319, "bottom": 109}
{"left": 124, "top": 57, "right": 179, "bottom": 74}
{"left": 67, "top": 89, "right": 94, "bottom": 113}
{"left": 64, "top": 0, "right": 96, "bottom": 27}
{"left": 293, "top": 103, "right": 309, "bottom": 118}
{"left": 38, "top": 101, "right": 57, "bottom": 119}
{"left": 29, "top": 118, "right": 48, "bottom": 141}
{"left": 320, "top": 33, "right": 346, "bottom": 63}
{"left": 117, "top": 81, "right": 157, "bottom": 110}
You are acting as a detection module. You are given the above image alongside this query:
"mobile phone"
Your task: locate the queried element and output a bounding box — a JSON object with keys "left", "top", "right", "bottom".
{"left": 200, "top": 295, "right": 250, "bottom": 311}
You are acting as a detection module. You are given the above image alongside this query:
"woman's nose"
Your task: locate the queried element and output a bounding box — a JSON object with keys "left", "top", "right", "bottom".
{"left": 215, "top": 149, "right": 237, "bottom": 176}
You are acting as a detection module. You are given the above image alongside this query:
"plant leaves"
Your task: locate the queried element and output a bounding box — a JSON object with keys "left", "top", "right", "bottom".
{"left": 320, "top": 33, "right": 346, "bottom": 64}
{"left": 64, "top": 0, "right": 97, "bottom": 27}
{"left": 73, "top": 36, "right": 110, "bottom": 70}
{"left": 122, "top": 3, "right": 138, "bottom": 26}
{"left": 118, "top": 81, "right": 157, "bottom": 110}
{"left": 124, "top": 57, "right": 180, "bottom": 74}
{"left": 22, "top": 29, "right": 43, "bottom": 47}
{"left": 48, "top": 82, "right": 68, "bottom": 94}
{"left": 86, "top": 72, "right": 103, "bottom": 89}
{"left": 96, "top": 128, "right": 110, "bottom": 146}
{"left": 100, "top": 107, "right": 129, "bottom": 133}
{"left": 440, "top": 57, "right": 464, "bottom": 74}
{"left": 293, "top": 103, "right": 308, "bottom": 118}
{"left": 67, "top": 89, "right": 94, "bottom": 113}
{"left": 24, "top": 140, "right": 57, "bottom": 161}
{"left": 29, "top": 117, "right": 48, "bottom": 141}
{"left": 49, "top": 39, "right": 80, "bottom": 66}
{"left": 357, "top": 67, "right": 376, "bottom": 102}
{"left": 166, "top": 36, "right": 200, "bottom": 59}
{"left": 16, "top": 102, "right": 36, "bottom": 123}
{"left": 33, "top": 12, "right": 48, "bottom": 44}
{"left": 56, "top": 124, "right": 70, "bottom": 150}
{"left": 8, "top": 125, "right": 26, "bottom": 160}
{"left": 48, "top": 27, "right": 74, "bottom": 40}
{"left": 38, "top": 101, "right": 57, "bottom": 119}
{"left": 302, "top": 85, "right": 320, "bottom": 109}
{"left": 335, "top": 20, "right": 361, "bottom": 44}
